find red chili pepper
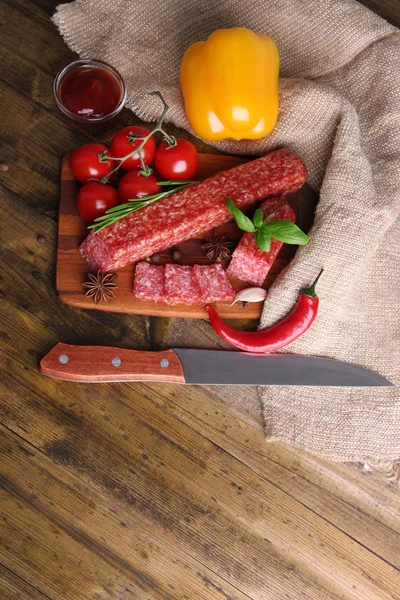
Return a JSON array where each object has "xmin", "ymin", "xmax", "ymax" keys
[{"xmin": 205, "ymin": 270, "xmax": 323, "ymax": 353}]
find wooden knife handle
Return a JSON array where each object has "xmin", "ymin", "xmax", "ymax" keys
[{"xmin": 40, "ymin": 343, "xmax": 186, "ymax": 383}]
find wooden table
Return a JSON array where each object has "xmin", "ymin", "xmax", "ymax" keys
[{"xmin": 1, "ymin": 1, "xmax": 399, "ymax": 599}]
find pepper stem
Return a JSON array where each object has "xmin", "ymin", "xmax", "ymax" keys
[{"xmin": 303, "ymin": 269, "xmax": 323, "ymax": 298}]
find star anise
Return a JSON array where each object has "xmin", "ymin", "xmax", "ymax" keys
[
  {"xmin": 83, "ymin": 270, "xmax": 118, "ymax": 304},
  {"xmin": 201, "ymin": 234, "xmax": 235, "ymax": 261}
]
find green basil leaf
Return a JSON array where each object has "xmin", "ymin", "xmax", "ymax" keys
[
  {"xmin": 263, "ymin": 212, "xmax": 276, "ymax": 223},
  {"xmin": 255, "ymin": 228, "xmax": 271, "ymax": 252},
  {"xmin": 262, "ymin": 220, "xmax": 309, "ymax": 245},
  {"xmin": 253, "ymin": 209, "xmax": 264, "ymax": 229},
  {"xmin": 226, "ymin": 198, "xmax": 256, "ymax": 233}
]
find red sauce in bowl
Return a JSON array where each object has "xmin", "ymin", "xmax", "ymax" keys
[
  {"xmin": 54, "ymin": 59, "xmax": 126, "ymax": 123},
  {"xmin": 60, "ymin": 67, "xmax": 122, "ymax": 119}
]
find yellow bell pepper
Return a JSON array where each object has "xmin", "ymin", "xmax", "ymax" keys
[{"xmin": 180, "ymin": 27, "xmax": 279, "ymax": 141}]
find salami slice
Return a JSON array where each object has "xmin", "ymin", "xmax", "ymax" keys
[
  {"xmin": 164, "ymin": 264, "xmax": 203, "ymax": 305},
  {"xmin": 133, "ymin": 262, "xmax": 165, "ymax": 303},
  {"xmin": 80, "ymin": 148, "xmax": 307, "ymax": 272},
  {"xmin": 192, "ymin": 264, "xmax": 235, "ymax": 303},
  {"xmin": 226, "ymin": 196, "xmax": 295, "ymax": 287}
]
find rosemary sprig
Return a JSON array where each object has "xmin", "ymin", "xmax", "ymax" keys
[
  {"xmin": 156, "ymin": 180, "xmax": 196, "ymax": 186},
  {"xmin": 88, "ymin": 181, "xmax": 196, "ymax": 233}
]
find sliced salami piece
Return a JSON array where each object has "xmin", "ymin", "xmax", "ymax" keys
[
  {"xmin": 133, "ymin": 262, "xmax": 165, "ymax": 303},
  {"xmin": 226, "ymin": 196, "xmax": 295, "ymax": 287},
  {"xmin": 192, "ymin": 264, "xmax": 235, "ymax": 303},
  {"xmin": 164, "ymin": 264, "xmax": 203, "ymax": 305},
  {"xmin": 80, "ymin": 148, "xmax": 307, "ymax": 272}
]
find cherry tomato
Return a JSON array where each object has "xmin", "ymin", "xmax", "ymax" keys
[
  {"xmin": 154, "ymin": 139, "xmax": 199, "ymax": 181},
  {"xmin": 77, "ymin": 182, "xmax": 119, "ymax": 222},
  {"xmin": 70, "ymin": 143, "xmax": 113, "ymax": 184},
  {"xmin": 118, "ymin": 169, "xmax": 161, "ymax": 203},
  {"xmin": 111, "ymin": 126, "xmax": 156, "ymax": 171}
]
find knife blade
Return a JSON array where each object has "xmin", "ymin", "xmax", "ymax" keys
[{"xmin": 39, "ymin": 343, "xmax": 393, "ymax": 387}]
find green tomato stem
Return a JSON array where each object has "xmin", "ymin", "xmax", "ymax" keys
[{"xmin": 102, "ymin": 91, "xmax": 174, "ymax": 182}]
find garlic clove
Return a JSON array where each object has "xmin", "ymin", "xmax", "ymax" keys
[{"xmin": 230, "ymin": 287, "xmax": 267, "ymax": 307}]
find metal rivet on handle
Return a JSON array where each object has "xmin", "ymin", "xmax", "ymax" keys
[
  {"xmin": 112, "ymin": 357, "xmax": 121, "ymax": 367},
  {"xmin": 59, "ymin": 354, "xmax": 69, "ymax": 364},
  {"xmin": 160, "ymin": 358, "xmax": 169, "ymax": 368}
]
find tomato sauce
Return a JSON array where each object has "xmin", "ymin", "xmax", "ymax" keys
[{"xmin": 60, "ymin": 67, "xmax": 122, "ymax": 118}]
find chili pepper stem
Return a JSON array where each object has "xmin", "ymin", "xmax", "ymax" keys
[{"xmin": 303, "ymin": 269, "xmax": 323, "ymax": 298}]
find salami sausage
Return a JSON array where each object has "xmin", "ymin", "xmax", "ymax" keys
[
  {"xmin": 192, "ymin": 264, "xmax": 235, "ymax": 303},
  {"xmin": 164, "ymin": 264, "xmax": 203, "ymax": 305},
  {"xmin": 226, "ymin": 196, "xmax": 295, "ymax": 286},
  {"xmin": 80, "ymin": 148, "xmax": 307, "ymax": 272},
  {"xmin": 133, "ymin": 262, "xmax": 165, "ymax": 303},
  {"xmin": 134, "ymin": 263, "xmax": 235, "ymax": 306}
]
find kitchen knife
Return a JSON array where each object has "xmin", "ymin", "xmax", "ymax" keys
[{"xmin": 39, "ymin": 343, "xmax": 393, "ymax": 387}]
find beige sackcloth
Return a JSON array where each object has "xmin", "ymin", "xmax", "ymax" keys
[{"xmin": 53, "ymin": 0, "xmax": 400, "ymax": 466}]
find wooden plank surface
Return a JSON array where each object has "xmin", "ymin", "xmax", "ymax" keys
[
  {"xmin": 1, "ymin": 0, "xmax": 400, "ymax": 599},
  {"xmin": 57, "ymin": 153, "xmax": 301, "ymax": 319},
  {"xmin": 0, "ymin": 564, "xmax": 50, "ymax": 600}
]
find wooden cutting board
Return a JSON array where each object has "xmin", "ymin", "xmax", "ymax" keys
[{"xmin": 56, "ymin": 152, "xmax": 302, "ymax": 319}]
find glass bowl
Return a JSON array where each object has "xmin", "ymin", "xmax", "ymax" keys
[{"xmin": 53, "ymin": 58, "xmax": 127, "ymax": 124}]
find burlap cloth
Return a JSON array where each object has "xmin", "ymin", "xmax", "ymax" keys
[{"xmin": 53, "ymin": 0, "xmax": 400, "ymax": 467}]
